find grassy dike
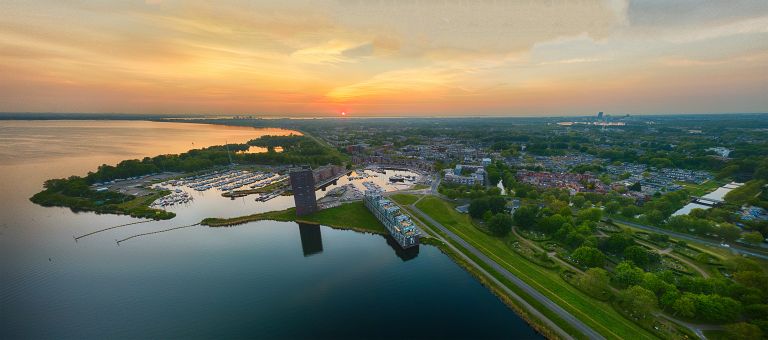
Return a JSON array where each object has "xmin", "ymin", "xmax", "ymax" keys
[
  {"xmin": 391, "ymin": 194, "xmax": 578, "ymax": 340},
  {"xmin": 419, "ymin": 236, "xmax": 564, "ymax": 340},
  {"xmin": 201, "ymin": 201, "xmax": 387, "ymax": 235},
  {"xmin": 411, "ymin": 195, "xmax": 655, "ymax": 340}
]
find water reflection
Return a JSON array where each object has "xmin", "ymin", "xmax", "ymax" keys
[
  {"xmin": 296, "ymin": 222, "xmax": 419, "ymax": 261},
  {"xmin": 0, "ymin": 121, "xmax": 539, "ymax": 339},
  {"xmin": 385, "ymin": 236, "xmax": 420, "ymax": 262},
  {"xmin": 297, "ymin": 223, "xmax": 323, "ymax": 257}
]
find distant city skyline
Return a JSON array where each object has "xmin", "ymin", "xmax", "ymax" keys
[{"xmin": 1, "ymin": 1, "xmax": 767, "ymax": 116}]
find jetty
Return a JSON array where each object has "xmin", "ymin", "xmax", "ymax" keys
[{"xmin": 74, "ymin": 220, "xmax": 152, "ymax": 241}]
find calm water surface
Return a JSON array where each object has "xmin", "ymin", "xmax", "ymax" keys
[{"xmin": 0, "ymin": 120, "xmax": 540, "ymax": 339}]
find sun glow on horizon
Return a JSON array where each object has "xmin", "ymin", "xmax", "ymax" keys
[{"xmin": 0, "ymin": 1, "xmax": 766, "ymax": 116}]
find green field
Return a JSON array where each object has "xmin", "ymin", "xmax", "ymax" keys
[
  {"xmin": 201, "ymin": 201, "xmax": 387, "ymax": 234},
  {"xmin": 676, "ymin": 179, "xmax": 724, "ymax": 196},
  {"xmin": 414, "ymin": 196, "xmax": 656, "ymax": 340},
  {"xmin": 702, "ymin": 330, "xmax": 728, "ymax": 340},
  {"xmin": 390, "ymin": 193, "xmax": 420, "ymax": 205},
  {"xmin": 393, "ymin": 194, "xmax": 586, "ymax": 338},
  {"xmin": 725, "ymin": 179, "xmax": 765, "ymax": 205}
]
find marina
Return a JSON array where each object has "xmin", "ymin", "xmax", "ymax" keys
[{"xmin": 1, "ymin": 120, "xmax": 535, "ymax": 340}]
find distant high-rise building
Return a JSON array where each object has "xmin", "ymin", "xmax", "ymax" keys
[
  {"xmin": 290, "ymin": 166, "xmax": 318, "ymax": 216},
  {"xmin": 597, "ymin": 111, "xmax": 604, "ymax": 120}
]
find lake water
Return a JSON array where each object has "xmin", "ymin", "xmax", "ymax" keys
[{"xmin": 0, "ymin": 120, "xmax": 539, "ymax": 339}]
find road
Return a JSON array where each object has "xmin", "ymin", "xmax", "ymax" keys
[
  {"xmin": 611, "ymin": 218, "xmax": 768, "ymax": 260},
  {"xmin": 430, "ymin": 175, "xmax": 440, "ymax": 194},
  {"xmin": 396, "ymin": 200, "xmax": 574, "ymax": 340},
  {"xmin": 633, "ymin": 239, "xmax": 711, "ymax": 278},
  {"xmin": 410, "ymin": 203, "xmax": 605, "ymax": 340}
]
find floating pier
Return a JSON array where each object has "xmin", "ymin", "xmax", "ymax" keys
[
  {"xmin": 116, "ymin": 223, "xmax": 200, "ymax": 244},
  {"xmin": 74, "ymin": 220, "xmax": 152, "ymax": 241}
]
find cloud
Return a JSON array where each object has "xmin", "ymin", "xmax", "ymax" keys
[
  {"xmin": 330, "ymin": 0, "xmax": 626, "ymax": 59},
  {"xmin": 627, "ymin": 0, "xmax": 768, "ymax": 28},
  {"xmin": 663, "ymin": 15, "xmax": 768, "ymax": 43},
  {"xmin": 0, "ymin": 0, "xmax": 765, "ymax": 115}
]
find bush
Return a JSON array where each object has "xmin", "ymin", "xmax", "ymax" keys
[
  {"xmin": 488, "ymin": 213, "xmax": 513, "ymax": 236},
  {"xmin": 571, "ymin": 246, "xmax": 606, "ymax": 268}
]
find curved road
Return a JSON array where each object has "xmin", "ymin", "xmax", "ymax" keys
[{"xmin": 411, "ymin": 204, "xmax": 605, "ymax": 340}]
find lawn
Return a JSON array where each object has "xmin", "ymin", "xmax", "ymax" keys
[
  {"xmin": 725, "ymin": 179, "xmax": 765, "ymax": 205},
  {"xmin": 702, "ymin": 330, "xmax": 728, "ymax": 340},
  {"xmin": 676, "ymin": 179, "xmax": 724, "ymax": 197},
  {"xmin": 391, "ymin": 193, "xmax": 420, "ymax": 205},
  {"xmin": 116, "ymin": 190, "xmax": 168, "ymax": 210},
  {"xmin": 396, "ymin": 201, "xmax": 585, "ymax": 339},
  {"xmin": 415, "ymin": 196, "xmax": 656, "ymax": 340},
  {"xmin": 202, "ymin": 201, "xmax": 387, "ymax": 234}
]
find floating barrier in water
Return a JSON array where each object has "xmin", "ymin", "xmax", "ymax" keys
[
  {"xmin": 116, "ymin": 223, "xmax": 200, "ymax": 245},
  {"xmin": 74, "ymin": 220, "xmax": 152, "ymax": 241}
]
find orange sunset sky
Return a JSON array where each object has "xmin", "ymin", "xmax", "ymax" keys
[{"xmin": 1, "ymin": 0, "xmax": 767, "ymax": 116}]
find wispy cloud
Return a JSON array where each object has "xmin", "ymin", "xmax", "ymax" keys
[{"xmin": 0, "ymin": 0, "xmax": 765, "ymax": 115}]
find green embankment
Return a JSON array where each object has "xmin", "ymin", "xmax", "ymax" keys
[
  {"xmin": 391, "ymin": 194, "xmax": 584, "ymax": 339},
  {"xmin": 725, "ymin": 179, "xmax": 765, "ymax": 205},
  {"xmin": 414, "ymin": 196, "xmax": 656, "ymax": 340},
  {"xmin": 419, "ymin": 237, "xmax": 566, "ymax": 340},
  {"xmin": 202, "ymin": 201, "xmax": 387, "ymax": 234},
  {"xmin": 676, "ymin": 179, "xmax": 724, "ymax": 197},
  {"xmin": 390, "ymin": 193, "xmax": 420, "ymax": 205}
]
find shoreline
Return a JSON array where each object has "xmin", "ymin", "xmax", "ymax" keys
[{"xmin": 203, "ymin": 203, "xmax": 561, "ymax": 340}]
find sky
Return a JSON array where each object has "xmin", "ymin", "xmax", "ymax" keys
[{"xmin": 0, "ymin": 0, "xmax": 767, "ymax": 117}]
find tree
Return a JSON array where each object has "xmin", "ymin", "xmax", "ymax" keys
[
  {"xmin": 599, "ymin": 232, "xmax": 635, "ymax": 254},
  {"xmin": 743, "ymin": 231, "xmax": 765, "ymax": 245},
  {"xmin": 684, "ymin": 216, "xmax": 715, "ymax": 235},
  {"xmin": 718, "ymin": 223, "xmax": 742, "ymax": 242},
  {"xmin": 513, "ymin": 205, "xmax": 538, "ymax": 228},
  {"xmin": 488, "ymin": 213, "xmax": 513, "ymax": 236},
  {"xmin": 676, "ymin": 293, "xmax": 743, "ymax": 323},
  {"xmin": 624, "ymin": 246, "xmax": 652, "ymax": 268},
  {"xmin": 577, "ymin": 207, "xmax": 603, "ymax": 224},
  {"xmin": 672, "ymin": 294, "xmax": 696, "ymax": 318},
  {"xmin": 538, "ymin": 214, "xmax": 568, "ymax": 234},
  {"xmin": 733, "ymin": 271, "xmax": 768, "ymax": 293},
  {"xmin": 620, "ymin": 205, "xmax": 641, "ymax": 218},
  {"xmin": 488, "ymin": 196, "xmax": 507, "ymax": 214},
  {"xmin": 604, "ymin": 201, "xmax": 620, "ymax": 215},
  {"xmin": 725, "ymin": 322, "xmax": 763, "ymax": 339},
  {"xmin": 571, "ymin": 195, "xmax": 586, "ymax": 209},
  {"xmin": 482, "ymin": 210, "xmax": 494, "ymax": 223},
  {"xmin": 660, "ymin": 287, "xmax": 681, "ymax": 310},
  {"xmin": 579, "ymin": 268, "xmax": 610, "ymax": 299},
  {"xmin": 468, "ymin": 198, "xmax": 490, "ymax": 219},
  {"xmin": 645, "ymin": 210, "xmax": 665, "ymax": 226},
  {"xmin": 617, "ymin": 285, "xmax": 657, "ymax": 318},
  {"xmin": 695, "ymin": 253, "xmax": 711, "ymax": 264},
  {"xmin": 571, "ymin": 246, "xmax": 606, "ymax": 268},
  {"xmin": 614, "ymin": 261, "xmax": 645, "ymax": 288}
]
